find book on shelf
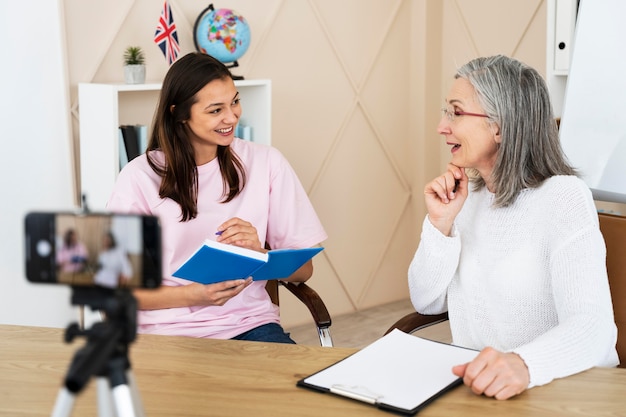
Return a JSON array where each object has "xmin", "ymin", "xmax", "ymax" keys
[
  {"xmin": 119, "ymin": 124, "xmax": 148, "ymax": 169},
  {"xmin": 297, "ymin": 329, "xmax": 478, "ymax": 416},
  {"xmin": 118, "ymin": 130, "xmax": 128, "ymax": 169},
  {"xmin": 136, "ymin": 124, "xmax": 148, "ymax": 154},
  {"xmin": 172, "ymin": 238, "xmax": 324, "ymax": 284},
  {"xmin": 236, "ymin": 122, "xmax": 253, "ymax": 141}
]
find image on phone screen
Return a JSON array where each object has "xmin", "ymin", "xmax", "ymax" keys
[{"xmin": 25, "ymin": 212, "xmax": 161, "ymax": 289}]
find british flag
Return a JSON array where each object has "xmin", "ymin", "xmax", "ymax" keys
[{"xmin": 154, "ymin": 1, "xmax": 180, "ymax": 65}]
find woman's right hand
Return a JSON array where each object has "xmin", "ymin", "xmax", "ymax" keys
[
  {"xmin": 424, "ymin": 164, "xmax": 468, "ymax": 236},
  {"xmin": 185, "ymin": 277, "xmax": 253, "ymax": 306}
]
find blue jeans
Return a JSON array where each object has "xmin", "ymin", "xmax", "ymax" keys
[{"xmin": 231, "ymin": 323, "xmax": 296, "ymax": 344}]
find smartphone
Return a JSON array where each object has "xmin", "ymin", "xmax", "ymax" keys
[{"xmin": 25, "ymin": 211, "xmax": 162, "ymax": 289}]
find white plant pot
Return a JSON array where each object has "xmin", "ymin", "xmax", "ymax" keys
[{"xmin": 124, "ymin": 65, "xmax": 146, "ymax": 84}]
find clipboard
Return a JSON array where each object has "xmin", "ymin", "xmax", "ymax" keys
[{"xmin": 297, "ymin": 329, "xmax": 478, "ymax": 416}]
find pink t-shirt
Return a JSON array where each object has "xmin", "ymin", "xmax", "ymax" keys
[
  {"xmin": 56, "ymin": 243, "xmax": 88, "ymax": 273},
  {"xmin": 106, "ymin": 139, "xmax": 327, "ymax": 339}
]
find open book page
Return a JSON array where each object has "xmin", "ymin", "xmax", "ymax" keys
[
  {"xmin": 301, "ymin": 329, "xmax": 478, "ymax": 412},
  {"xmin": 200, "ymin": 238, "xmax": 268, "ymax": 262}
]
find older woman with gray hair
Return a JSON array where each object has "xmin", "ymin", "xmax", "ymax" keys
[{"xmin": 408, "ymin": 55, "xmax": 618, "ymax": 399}]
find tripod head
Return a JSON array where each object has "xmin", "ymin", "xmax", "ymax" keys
[
  {"xmin": 62, "ymin": 287, "xmax": 138, "ymax": 394},
  {"xmin": 69, "ymin": 287, "xmax": 137, "ymax": 343}
]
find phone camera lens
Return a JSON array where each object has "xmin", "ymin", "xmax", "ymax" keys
[{"xmin": 36, "ymin": 240, "xmax": 51, "ymax": 257}]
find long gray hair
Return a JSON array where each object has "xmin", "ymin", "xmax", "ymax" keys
[{"xmin": 456, "ymin": 55, "xmax": 576, "ymax": 207}]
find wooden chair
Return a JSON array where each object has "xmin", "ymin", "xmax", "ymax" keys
[
  {"xmin": 266, "ymin": 280, "xmax": 333, "ymax": 347},
  {"xmin": 264, "ymin": 243, "xmax": 333, "ymax": 347},
  {"xmin": 385, "ymin": 212, "xmax": 626, "ymax": 368},
  {"xmin": 384, "ymin": 311, "xmax": 448, "ymax": 336}
]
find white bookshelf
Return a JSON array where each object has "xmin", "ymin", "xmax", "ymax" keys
[
  {"xmin": 546, "ymin": 0, "xmax": 578, "ymax": 118},
  {"xmin": 78, "ymin": 79, "xmax": 271, "ymax": 210}
]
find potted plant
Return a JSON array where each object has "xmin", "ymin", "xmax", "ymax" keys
[{"xmin": 123, "ymin": 46, "xmax": 146, "ymax": 84}]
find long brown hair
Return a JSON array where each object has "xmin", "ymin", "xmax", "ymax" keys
[{"xmin": 147, "ymin": 52, "xmax": 247, "ymax": 221}]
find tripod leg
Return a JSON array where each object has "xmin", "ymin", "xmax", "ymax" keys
[
  {"xmin": 97, "ymin": 377, "xmax": 115, "ymax": 417},
  {"xmin": 112, "ymin": 383, "xmax": 137, "ymax": 417},
  {"xmin": 106, "ymin": 358, "xmax": 145, "ymax": 417},
  {"xmin": 126, "ymin": 371, "xmax": 146, "ymax": 417},
  {"xmin": 51, "ymin": 388, "xmax": 75, "ymax": 417},
  {"xmin": 96, "ymin": 374, "xmax": 145, "ymax": 417}
]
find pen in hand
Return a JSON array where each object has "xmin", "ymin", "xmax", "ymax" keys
[
  {"xmin": 215, "ymin": 230, "xmax": 224, "ymax": 236},
  {"xmin": 452, "ymin": 179, "xmax": 460, "ymax": 193}
]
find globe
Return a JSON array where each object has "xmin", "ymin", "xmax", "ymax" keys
[{"xmin": 193, "ymin": 5, "xmax": 251, "ymax": 65}]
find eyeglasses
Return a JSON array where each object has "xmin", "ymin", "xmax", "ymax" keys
[{"xmin": 441, "ymin": 108, "xmax": 490, "ymax": 122}]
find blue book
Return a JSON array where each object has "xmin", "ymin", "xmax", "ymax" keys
[
  {"xmin": 136, "ymin": 124, "xmax": 148, "ymax": 154},
  {"xmin": 172, "ymin": 239, "xmax": 324, "ymax": 284}
]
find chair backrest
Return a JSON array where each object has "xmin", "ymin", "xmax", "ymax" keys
[
  {"xmin": 598, "ymin": 212, "xmax": 626, "ymax": 368},
  {"xmin": 266, "ymin": 279, "xmax": 280, "ymax": 306},
  {"xmin": 262, "ymin": 242, "xmax": 333, "ymax": 347},
  {"xmin": 264, "ymin": 243, "xmax": 280, "ymax": 306}
]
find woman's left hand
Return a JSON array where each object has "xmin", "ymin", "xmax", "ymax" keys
[
  {"xmin": 452, "ymin": 347, "xmax": 530, "ymax": 400},
  {"xmin": 215, "ymin": 217, "xmax": 263, "ymax": 252}
]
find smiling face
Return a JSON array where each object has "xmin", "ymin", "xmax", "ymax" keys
[
  {"xmin": 185, "ymin": 77, "xmax": 242, "ymax": 165},
  {"xmin": 438, "ymin": 77, "xmax": 501, "ymax": 187}
]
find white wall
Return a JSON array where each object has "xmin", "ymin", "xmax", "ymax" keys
[{"xmin": 0, "ymin": 0, "xmax": 77, "ymax": 327}]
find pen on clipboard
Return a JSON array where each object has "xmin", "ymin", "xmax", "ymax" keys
[{"xmin": 330, "ymin": 384, "xmax": 383, "ymax": 404}]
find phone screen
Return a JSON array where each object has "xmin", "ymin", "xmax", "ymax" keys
[{"xmin": 25, "ymin": 212, "xmax": 161, "ymax": 289}]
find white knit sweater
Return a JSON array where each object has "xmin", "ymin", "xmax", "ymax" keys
[{"xmin": 408, "ymin": 175, "xmax": 618, "ymax": 387}]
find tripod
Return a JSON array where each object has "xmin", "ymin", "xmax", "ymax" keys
[{"xmin": 51, "ymin": 287, "xmax": 145, "ymax": 417}]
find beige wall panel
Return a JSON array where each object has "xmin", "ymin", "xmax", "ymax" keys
[
  {"xmin": 91, "ymin": 2, "xmax": 173, "ymax": 83},
  {"xmin": 512, "ymin": 4, "xmax": 547, "ymax": 77},
  {"xmin": 358, "ymin": 199, "xmax": 422, "ymax": 309},
  {"xmin": 311, "ymin": 107, "xmax": 409, "ymax": 300},
  {"xmin": 359, "ymin": 0, "xmax": 412, "ymax": 187},
  {"xmin": 312, "ymin": 0, "xmax": 404, "ymax": 87},
  {"xmin": 439, "ymin": 0, "xmax": 546, "ymax": 93},
  {"xmin": 413, "ymin": 1, "xmax": 444, "ymax": 215},
  {"xmin": 439, "ymin": 1, "xmax": 476, "ymax": 79},
  {"xmin": 247, "ymin": 0, "xmax": 355, "ymax": 190},
  {"xmin": 455, "ymin": 0, "xmax": 543, "ymax": 57},
  {"xmin": 64, "ymin": 0, "xmax": 134, "ymax": 85}
]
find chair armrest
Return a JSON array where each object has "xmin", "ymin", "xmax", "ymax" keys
[
  {"xmin": 385, "ymin": 311, "xmax": 449, "ymax": 335},
  {"xmin": 279, "ymin": 281, "xmax": 332, "ymax": 328}
]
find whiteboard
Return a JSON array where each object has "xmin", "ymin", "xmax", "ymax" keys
[{"xmin": 560, "ymin": 0, "xmax": 626, "ymax": 204}]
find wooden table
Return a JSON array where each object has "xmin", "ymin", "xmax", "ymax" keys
[{"xmin": 1, "ymin": 324, "xmax": 625, "ymax": 416}]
